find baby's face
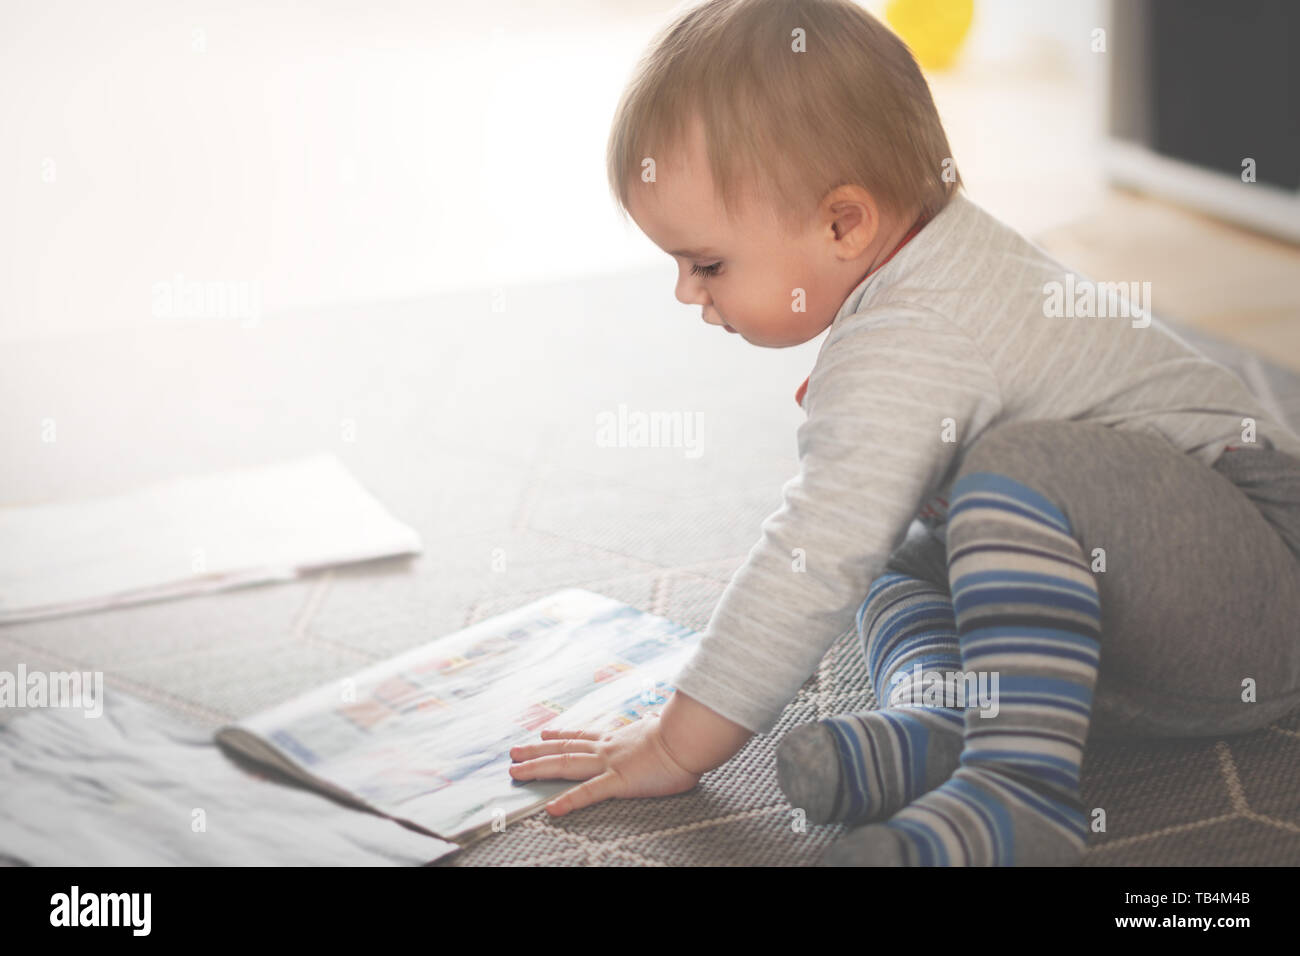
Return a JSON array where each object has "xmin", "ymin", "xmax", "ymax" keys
[{"xmin": 626, "ymin": 124, "xmax": 854, "ymax": 349}]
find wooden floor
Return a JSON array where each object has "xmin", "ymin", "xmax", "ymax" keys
[{"xmin": 1036, "ymin": 189, "xmax": 1300, "ymax": 371}]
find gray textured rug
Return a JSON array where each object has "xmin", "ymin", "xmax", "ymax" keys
[{"xmin": 1, "ymin": 268, "xmax": 1298, "ymax": 866}]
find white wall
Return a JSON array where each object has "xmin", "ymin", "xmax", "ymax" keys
[{"xmin": 0, "ymin": 0, "xmax": 1106, "ymax": 344}]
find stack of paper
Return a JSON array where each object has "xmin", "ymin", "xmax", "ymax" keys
[
  {"xmin": 0, "ymin": 689, "xmax": 457, "ymax": 865},
  {"xmin": 0, "ymin": 455, "xmax": 421, "ymax": 624}
]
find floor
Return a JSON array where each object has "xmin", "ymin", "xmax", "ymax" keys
[
  {"xmin": 1037, "ymin": 190, "xmax": 1300, "ymax": 371},
  {"xmin": 3, "ymin": 210, "xmax": 1300, "ymax": 864}
]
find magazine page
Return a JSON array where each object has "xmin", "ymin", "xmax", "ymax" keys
[
  {"xmin": 0, "ymin": 455, "xmax": 421, "ymax": 623},
  {"xmin": 216, "ymin": 589, "xmax": 702, "ymax": 841},
  {"xmin": 0, "ymin": 689, "xmax": 457, "ymax": 866}
]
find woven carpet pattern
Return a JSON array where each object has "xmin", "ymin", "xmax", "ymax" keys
[{"xmin": 2, "ymin": 271, "xmax": 1298, "ymax": 865}]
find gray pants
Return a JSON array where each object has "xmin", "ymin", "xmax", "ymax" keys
[{"xmin": 884, "ymin": 421, "xmax": 1300, "ymax": 740}]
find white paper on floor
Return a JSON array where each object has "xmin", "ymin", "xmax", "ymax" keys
[
  {"xmin": 0, "ymin": 689, "xmax": 457, "ymax": 865},
  {"xmin": 0, "ymin": 455, "xmax": 421, "ymax": 623}
]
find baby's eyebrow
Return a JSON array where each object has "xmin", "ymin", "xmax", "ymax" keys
[{"xmin": 668, "ymin": 246, "xmax": 721, "ymax": 259}]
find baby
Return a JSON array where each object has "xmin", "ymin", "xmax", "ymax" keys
[{"xmin": 508, "ymin": 0, "xmax": 1300, "ymax": 865}]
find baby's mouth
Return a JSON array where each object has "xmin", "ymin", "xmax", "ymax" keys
[{"xmin": 704, "ymin": 308, "xmax": 738, "ymax": 334}]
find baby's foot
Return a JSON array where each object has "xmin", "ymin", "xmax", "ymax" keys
[
  {"xmin": 776, "ymin": 708, "xmax": 963, "ymax": 826},
  {"xmin": 816, "ymin": 765, "xmax": 1088, "ymax": 866}
]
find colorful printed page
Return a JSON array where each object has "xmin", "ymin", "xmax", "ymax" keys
[{"xmin": 216, "ymin": 589, "xmax": 702, "ymax": 842}]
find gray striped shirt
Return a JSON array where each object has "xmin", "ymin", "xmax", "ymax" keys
[{"xmin": 672, "ymin": 191, "xmax": 1300, "ymax": 736}]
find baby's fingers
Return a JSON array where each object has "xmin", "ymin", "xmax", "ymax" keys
[
  {"xmin": 510, "ymin": 737, "xmax": 597, "ymax": 762},
  {"xmin": 509, "ymin": 751, "xmax": 604, "ymax": 782},
  {"xmin": 545, "ymin": 771, "xmax": 619, "ymax": 817},
  {"xmin": 540, "ymin": 727, "xmax": 602, "ymax": 741}
]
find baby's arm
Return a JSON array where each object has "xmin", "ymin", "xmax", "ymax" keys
[
  {"xmin": 670, "ymin": 309, "xmax": 1004, "ymax": 737},
  {"xmin": 512, "ymin": 309, "xmax": 1002, "ymax": 812}
]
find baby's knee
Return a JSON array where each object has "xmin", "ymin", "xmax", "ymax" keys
[
  {"xmin": 953, "ymin": 420, "xmax": 1160, "ymax": 527},
  {"xmin": 957, "ymin": 420, "xmax": 1100, "ymax": 488}
]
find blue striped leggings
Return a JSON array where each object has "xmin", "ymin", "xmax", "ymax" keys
[{"xmin": 866, "ymin": 420, "xmax": 1300, "ymax": 741}]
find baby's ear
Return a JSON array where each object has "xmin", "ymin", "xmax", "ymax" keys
[{"xmin": 824, "ymin": 186, "xmax": 883, "ymax": 254}]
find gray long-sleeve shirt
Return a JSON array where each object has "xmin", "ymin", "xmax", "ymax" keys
[{"xmin": 671, "ymin": 191, "xmax": 1300, "ymax": 736}]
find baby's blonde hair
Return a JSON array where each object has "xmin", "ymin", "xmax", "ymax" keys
[{"xmin": 606, "ymin": 0, "xmax": 960, "ymax": 237}]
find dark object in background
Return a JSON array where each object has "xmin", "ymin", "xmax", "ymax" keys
[
  {"xmin": 1151, "ymin": 0, "xmax": 1298, "ymax": 190},
  {"xmin": 1106, "ymin": 0, "xmax": 1300, "ymax": 241}
]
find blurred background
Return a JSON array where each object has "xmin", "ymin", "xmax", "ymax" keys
[
  {"xmin": 4, "ymin": 0, "xmax": 1294, "ymax": 346},
  {"xmin": 1, "ymin": 0, "xmax": 1119, "ymax": 346}
]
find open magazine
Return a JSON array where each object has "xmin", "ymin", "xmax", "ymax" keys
[{"xmin": 216, "ymin": 589, "xmax": 702, "ymax": 845}]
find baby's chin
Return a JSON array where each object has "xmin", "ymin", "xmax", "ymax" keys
[
  {"xmin": 757, "ymin": 329, "xmax": 827, "ymax": 349},
  {"xmin": 717, "ymin": 316, "xmax": 816, "ymax": 348},
  {"xmin": 733, "ymin": 329, "xmax": 802, "ymax": 349}
]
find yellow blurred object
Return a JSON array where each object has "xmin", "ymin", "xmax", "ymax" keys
[{"xmin": 885, "ymin": 0, "xmax": 974, "ymax": 72}]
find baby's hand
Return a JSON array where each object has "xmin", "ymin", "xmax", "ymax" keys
[{"xmin": 508, "ymin": 715, "xmax": 701, "ymax": 816}]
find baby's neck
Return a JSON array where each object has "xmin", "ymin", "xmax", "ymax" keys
[{"xmin": 860, "ymin": 206, "xmax": 924, "ymax": 280}]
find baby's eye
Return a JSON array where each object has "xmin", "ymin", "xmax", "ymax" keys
[{"xmin": 690, "ymin": 262, "xmax": 722, "ymax": 278}]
